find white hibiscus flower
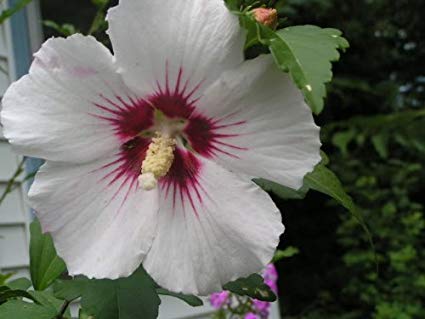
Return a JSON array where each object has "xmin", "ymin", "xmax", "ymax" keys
[{"xmin": 0, "ymin": 0, "xmax": 321, "ymax": 295}]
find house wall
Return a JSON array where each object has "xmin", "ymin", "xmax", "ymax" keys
[{"xmin": 0, "ymin": 0, "xmax": 34, "ymax": 281}]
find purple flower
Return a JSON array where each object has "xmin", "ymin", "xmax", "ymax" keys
[
  {"xmin": 264, "ymin": 264, "xmax": 278, "ymax": 282},
  {"xmin": 265, "ymin": 279, "xmax": 278, "ymax": 294},
  {"xmin": 209, "ymin": 291, "xmax": 230, "ymax": 309},
  {"xmin": 253, "ymin": 300, "xmax": 271, "ymax": 312},
  {"xmin": 263, "ymin": 264, "xmax": 278, "ymax": 294},
  {"xmin": 253, "ymin": 300, "xmax": 271, "ymax": 318},
  {"xmin": 245, "ymin": 313, "xmax": 260, "ymax": 319}
]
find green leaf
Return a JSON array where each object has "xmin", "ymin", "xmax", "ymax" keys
[
  {"xmin": 0, "ymin": 0, "xmax": 32, "ymax": 24},
  {"xmin": 332, "ymin": 129, "xmax": 356, "ymax": 156},
  {"xmin": 271, "ymin": 25, "xmax": 349, "ymax": 114},
  {"xmin": 6, "ymin": 278, "xmax": 32, "ymax": 291},
  {"xmin": 91, "ymin": 0, "xmax": 109, "ymax": 8},
  {"xmin": 304, "ymin": 164, "xmax": 357, "ymax": 214},
  {"xmin": 55, "ymin": 268, "xmax": 160, "ymax": 319},
  {"xmin": 88, "ymin": 11, "xmax": 107, "ymax": 35},
  {"xmin": 0, "ymin": 289, "xmax": 39, "ymax": 305},
  {"xmin": 255, "ymin": 152, "xmax": 328, "ymax": 200},
  {"xmin": 53, "ymin": 279, "xmax": 84, "ymax": 301},
  {"xmin": 0, "ymin": 300, "xmax": 57, "ymax": 319},
  {"xmin": 156, "ymin": 288, "xmax": 203, "ymax": 307},
  {"xmin": 224, "ymin": 0, "xmax": 243, "ymax": 11},
  {"xmin": 79, "ymin": 309, "xmax": 94, "ymax": 319},
  {"xmin": 272, "ymin": 247, "xmax": 300, "ymax": 263},
  {"xmin": 87, "ymin": 0, "xmax": 109, "ymax": 35},
  {"xmin": 226, "ymin": 5, "xmax": 348, "ymax": 114},
  {"xmin": 30, "ymin": 290, "xmax": 71, "ymax": 318},
  {"xmin": 223, "ymin": 274, "xmax": 276, "ymax": 302},
  {"xmin": 30, "ymin": 219, "xmax": 66, "ymax": 291},
  {"xmin": 255, "ymin": 152, "xmax": 376, "ymax": 268},
  {"xmin": 255, "ymin": 178, "xmax": 308, "ymax": 199},
  {"xmin": 43, "ymin": 20, "xmax": 78, "ymax": 36},
  {"xmin": 0, "ymin": 286, "xmax": 9, "ymax": 293},
  {"xmin": 304, "ymin": 164, "xmax": 376, "ymax": 268},
  {"xmin": 371, "ymin": 134, "xmax": 389, "ymax": 158},
  {"xmin": 0, "ymin": 274, "xmax": 13, "ymax": 286}
]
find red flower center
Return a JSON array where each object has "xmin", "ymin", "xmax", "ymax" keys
[{"xmin": 92, "ymin": 66, "xmax": 246, "ymax": 213}]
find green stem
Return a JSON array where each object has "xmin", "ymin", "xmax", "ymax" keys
[
  {"xmin": 55, "ymin": 300, "xmax": 71, "ymax": 319},
  {"xmin": 87, "ymin": 0, "xmax": 110, "ymax": 35},
  {"xmin": 0, "ymin": 158, "xmax": 26, "ymax": 206}
]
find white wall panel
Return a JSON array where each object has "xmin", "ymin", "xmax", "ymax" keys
[
  {"xmin": 0, "ymin": 185, "xmax": 26, "ymax": 224},
  {"xmin": 0, "ymin": 0, "xmax": 30, "ymax": 277},
  {"xmin": 0, "ymin": 142, "xmax": 20, "ymax": 180},
  {"xmin": 0, "ymin": 225, "xmax": 29, "ymax": 268}
]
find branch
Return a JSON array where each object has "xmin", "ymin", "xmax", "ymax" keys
[
  {"xmin": 55, "ymin": 300, "xmax": 71, "ymax": 319},
  {"xmin": 0, "ymin": 158, "xmax": 25, "ymax": 206}
]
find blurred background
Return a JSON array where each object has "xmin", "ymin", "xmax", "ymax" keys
[{"xmin": 1, "ymin": 0, "xmax": 424, "ymax": 318}]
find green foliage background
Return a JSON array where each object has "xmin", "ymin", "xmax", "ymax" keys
[{"xmin": 270, "ymin": 0, "xmax": 425, "ymax": 318}]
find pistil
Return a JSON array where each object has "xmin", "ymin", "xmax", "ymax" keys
[{"xmin": 139, "ymin": 132, "xmax": 176, "ymax": 190}]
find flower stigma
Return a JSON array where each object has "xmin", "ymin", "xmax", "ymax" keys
[{"xmin": 139, "ymin": 132, "xmax": 176, "ymax": 190}]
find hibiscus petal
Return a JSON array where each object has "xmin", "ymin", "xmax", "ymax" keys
[
  {"xmin": 195, "ymin": 54, "xmax": 322, "ymax": 189},
  {"xmin": 28, "ymin": 158, "xmax": 159, "ymax": 279},
  {"xmin": 1, "ymin": 34, "xmax": 135, "ymax": 163},
  {"xmin": 106, "ymin": 0, "xmax": 244, "ymax": 96},
  {"xmin": 143, "ymin": 149, "xmax": 283, "ymax": 295}
]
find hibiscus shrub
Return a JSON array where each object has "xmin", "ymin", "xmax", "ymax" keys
[{"xmin": 273, "ymin": 0, "xmax": 425, "ymax": 318}]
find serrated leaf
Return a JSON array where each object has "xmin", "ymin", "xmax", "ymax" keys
[
  {"xmin": 226, "ymin": 5, "xmax": 348, "ymax": 114},
  {"xmin": 224, "ymin": 0, "xmax": 243, "ymax": 11},
  {"xmin": 54, "ymin": 268, "xmax": 160, "ymax": 319},
  {"xmin": 156, "ymin": 288, "xmax": 203, "ymax": 307},
  {"xmin": 272, "ymin": 247, "xmax": 300, "ymax": 263},
  {"xmin": 271, "ymin": 25, "xmax": 349, "ymax": 114},
  {"xmin": 223, "ymin": 274, "xmax": 276, "ymax": 302},
  {"xmin": 30, "ymin": 219, "xmax": 66, "ymax": 291},
  {"xmin": 0, "ymin": 300, "xmax": 57, "ymax": 319}
]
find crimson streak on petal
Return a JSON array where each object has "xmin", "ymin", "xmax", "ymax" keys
[
  {"xmin": 94, "ymin": 94, "xmax": 154, "ymax": 142},
  {"xmin": 185, "ymin": 113, "xmax": 248, "ymax": 159},
  {"xmin": 160, "ymin": 147, "xmax": 205, "ymax": 217},
  {"xmin": 95, "ymin": 137, "xmax": 151, "ymax": 209},
  {"xmin": 91, "ymin": 63, "xmax": 249, "ymax": 215}
]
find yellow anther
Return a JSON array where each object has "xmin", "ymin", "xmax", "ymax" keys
[{"xmin": 139, "ymin": 132, "xmax": 176, "ymax": 190}]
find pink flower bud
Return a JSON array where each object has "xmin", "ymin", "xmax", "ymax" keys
[
  {"xmin": 252, "ymin": 8, "xmax": 278, "ymax": 29},
  {"xmin": 209, "ymin": 291, "xmax": 230, "ymax": 309}
]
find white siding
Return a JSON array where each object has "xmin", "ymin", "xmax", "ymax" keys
[{"xmin": 0, "ymin": 1, "xmax": 31, "ymax": 280}]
